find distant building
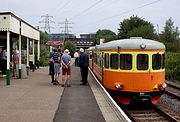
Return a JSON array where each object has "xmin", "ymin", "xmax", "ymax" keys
[
  {"xmin": 50, "ymin": 33, "xmax": 76, "ymax": 41},
  {"xmin": 65, "ymin": 38, "xmax": 96, "ymax": 49},
  {"xmin": 80, "ymin": 33, "xmax": 96, "ymax": 39},
  {"xmin": 49, "ymin": 33, "xmax": 96, "ymax": 49}
]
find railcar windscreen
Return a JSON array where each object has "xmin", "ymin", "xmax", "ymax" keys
[
  {"xmin": 162, "ymin": 54, "xmax": 165, "ymax": 69},
  {"xmin": 110, "ymin": 54, "xmax": 118, "ymax": 69},
  {"xmin": 137, "ymin": 54, "xmax": 149, "ymax": 70},
  {"xmin": 152, "ymin": 54, "xmax": 161, "ymax": 70},
  {"xmin": 120, "ymin": 54, "xmax": 132, "ymax": 70}
]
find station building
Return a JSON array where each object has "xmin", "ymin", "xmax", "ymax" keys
[{"xmin": 0, "ymin": 12, "xmax": 40, "ymax": 85}]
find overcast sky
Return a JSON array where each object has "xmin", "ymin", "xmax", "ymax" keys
[{"xmin": 0, "ymin": 0, "xmax": 180, "ymax": 37}]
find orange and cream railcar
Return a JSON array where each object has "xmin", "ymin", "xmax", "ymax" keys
[{"xmin": 88, "ymin": 38, "xmax": 166, "ymax": 105}]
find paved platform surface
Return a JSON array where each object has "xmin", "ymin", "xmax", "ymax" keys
[
  {"xmin": 53, "ymin": 64, "xmax": 105, "ymax": 122},
  {"xmin": 0, "ymin": 67, "xmax": 63, "ymax": 122},
  {"xmin": 0, "ymin": 60, "xmax": 128, "ymax": 122}
]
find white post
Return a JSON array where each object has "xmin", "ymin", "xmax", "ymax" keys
[
  {"xmin": 19, "ymin": 34, "xmax": 22, "ymax": 78},
  {"xmin": 6, "ymin": 31, "xmax": 10, "ymax": 85},
  {"xmin": 26, "ymin": 38, "xmax": 29, "ymax": 67},
  {"xmin": 7, "ymin": 31, "xmax": 10, "ymax": 71},
  {"xmin": 37, "ymin": 39, "xmax": 40, "ymax": 61},
  {"xmin": 32, "ymin": 40, "xmax": 35, "ymax": 64}
]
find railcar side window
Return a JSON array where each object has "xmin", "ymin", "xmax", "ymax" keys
[
  {"xmin": 162, "ymin": 54, "xmax": 165, "ymax": 69},
  {"xmin": 93, "ymin": 53, "xmax": 97, "ymax": 64},
  {"xmin": 89, "ymin": 51, "xmax": 93, "ymax": 59},
  {"xmin": 110, "ymin": 54, "xmax": 118, "ymax": 69},
  {"xmin": 137, "ymin": 54, "xmax": 148, "ymax": 70},
  {"xmin": 105, "ymin": 54, "xmax": 109, "ymax": 68},
  {"xmin": 120, "ymin": 54, "xmax": 132, "ymax": 70},
  {"xmin": 152, "ymin": 54, "xmax": 161, "ymax": 70}
]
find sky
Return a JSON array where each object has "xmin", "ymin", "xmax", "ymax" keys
[{"xmin": 0, "ymin": 0, "xmax": 180, "ymax": 37}]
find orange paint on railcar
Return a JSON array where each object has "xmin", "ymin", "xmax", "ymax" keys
[
  {"xmin": 92, "ymin": 63, "xmax": 103, "ymax": 82},
  {"xmin": 103, "ymin": 70, "xmax": 165, "ymax": 92},
  {"xmin": 89, "ymin": 59, "xmax": 93, "ymax": 69}
]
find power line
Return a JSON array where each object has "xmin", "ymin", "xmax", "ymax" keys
[
  {"xmin": 70, "ymin": 0, "xmax": 104, "ymax": 20},
  {"xmin": 103, "ymin": 0, "xmax": 161, "ymax": 21},
  {"xmin": 39, "ymin": 14, "xmax": 55, "ymax": 33},
  {"xmin": 51, "ymin": 0, "xmax": 74, "ymax": 16},
  {"xmin": 77, "ymin": 0, "xmax": 119, "ymax": 17},
  {"xmin": 79, "ymin": 0, "xmax": 161, "ymax": 27}
]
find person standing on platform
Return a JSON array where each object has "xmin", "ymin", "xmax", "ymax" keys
[
  {"xmin": 74, "ymin": 51, "xmax": 79, "ymax": 66},
  {"xmin": 49, "ymin": 48, "xmax": 55, "ymax": 75},
  {"xmin": 49, "ymin": 48, "xmax": 55, "ymax": 84},
  {"xmin": 53, "ymin": 48, "xmax": 61, "ymax": 85},
  {"xmin": 79, "ymin": 48, "xmax": 89, "ymax": 85},
  {"xmin": 12, "ymin": 50, "xmax": 19, "ymax": 77},
  {"xmin": 61, "ymin": 49, "xmax": 71, "ymax": 87},
  {"xmin": 0, "ymin": 47, "xmax": 7, "ymax": 77}
]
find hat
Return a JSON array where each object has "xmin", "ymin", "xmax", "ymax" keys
[
  {"xmin": 16, "ymin": 50, "xmax": 19, "ymax": 54},
  {"xmin": 79, "ymin": 48, "xmax": 84, "ymax": 52},
  {"xmin": 64, "ymin": 49, "xmax": 69, "ymax": 53}
]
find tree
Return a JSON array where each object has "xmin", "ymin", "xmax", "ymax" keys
[
  {"xmin": 40, "ymin": 31, "xmax": 50, "ymax": 44},
  {"xmin": 118, "ymin": 15, "xmax": 157, "ymax": 39},
  {"xmin": 160, "ymin": 18, "xmax": 180, "ymax": 43},
  {"xmin": 62, "ymin": 41, "xmax": 76, "ymax": 56},
  {"xmin": 96, "ymin": 29, "xmax": 117, "ymax": 43},
  {"xmin": 37, "ymin": 31, "xmax": 50, "ymax": 66}
]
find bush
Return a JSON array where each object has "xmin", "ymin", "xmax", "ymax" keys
[
  {"xmin": 166, "ymin": 52, "xmax": 180, "ymax": 82},
  {"xmin": 39, "ymin": 45, "xmax": 50, "ymax": 66}
]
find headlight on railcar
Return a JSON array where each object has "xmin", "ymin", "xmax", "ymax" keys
[
  {"xmin": 153, "ymin": 83, "xmax": 167, "ymax": 91},
  {"xmin": 158, "ymin": 83, "xmax": 167, "ymax": 90},
  {"xmin": 115, "ymin": 83, "xmax": 124, "ymax": 90},
  {"xmin": 140, "ymin": 43, "xmax": 146, "ymax": 49}
]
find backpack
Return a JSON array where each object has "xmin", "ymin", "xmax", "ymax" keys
[{"xmin": 53, "ymin": 52, "xmax": 61, "ymax": 63}]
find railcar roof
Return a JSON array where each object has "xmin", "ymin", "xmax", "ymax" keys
[
  {"xmin": 87, "ymin": 46, "xmax": 95, "ymax": 50},
  {"xmin": 95, "ymin": 38, "xmax": 165, "ymax": 50}
]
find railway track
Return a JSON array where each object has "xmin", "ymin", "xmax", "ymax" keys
[
  {"xmin": 125, "ymin": 104, "xmax": 178, "ymax": 122},
  {"xmin": 90, "ymin": 69, "xmax": 180, "ymax": 122},
  {"xmin": 165, "ymin": 81, "xmax": 180, "ymax": 99},
  {"xmin": 155, "ymin": 81, "xmax": 180, "ymax": 121}
]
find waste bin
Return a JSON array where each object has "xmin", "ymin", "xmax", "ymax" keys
[
  {"xmin": 26, "ymin": 66, "xmax": 30, "ymax": 75},
  {"xmin": 16, "ymin": 64, "xmax": 28, "ymax": 78}
]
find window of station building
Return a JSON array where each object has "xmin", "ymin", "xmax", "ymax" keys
[
  {"xmin": 120, "ymin": 54, "xmax": 132, "ymax": 70},
  {"xmin": 105, "ymin": 54, "xmax": 109, "ymax": 68},
  {"xmin": 152, "ymin": 54, "xmax": 161, "ymax": 70},
  {"xmin": 110, "ymin": 54, "xmax": 118, "ymax": 69},
  {"xmin": 137, "ymin": 54, "xmax": 148, "ymax": 70}
]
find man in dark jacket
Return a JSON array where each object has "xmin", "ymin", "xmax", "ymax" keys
[{"xmin": 79, "ymin": 48, "xmax": 89, "ymax": 85}]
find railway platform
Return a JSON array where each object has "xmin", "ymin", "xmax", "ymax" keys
[{"xmin": 0, "ymin": 60, "xmax": 129, "ymax": 122}]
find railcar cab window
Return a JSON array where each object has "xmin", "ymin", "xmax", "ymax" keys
[
  {"xmin": 162, "ymin": 53, "xmax": 165, "ymax": 69},
  {"xmin": 137, "ymin": 54, "xmax": 148, "ymax": 70},
  {"xmin": 110, "ymin": 54, "xmax": 118, "ymax": 69},
  {"xmin": 120, "ymin": 54, "xmax": 132, "ymax": 70},
  {"xmin": 152, "ymin": 53, "xmax": 162, "ymax": 70},
  {"xmin": 105, "ymin": 53, "xmax": 109, "ymax": 68}
]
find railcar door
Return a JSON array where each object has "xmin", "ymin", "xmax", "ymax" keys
[
  {"xmin": 101, "ymin": 52, "xmax": 104, "ymax": 84},
  {"xmin": 134, "ymin": 53, "xmax": 151, "ymax": 91}
]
